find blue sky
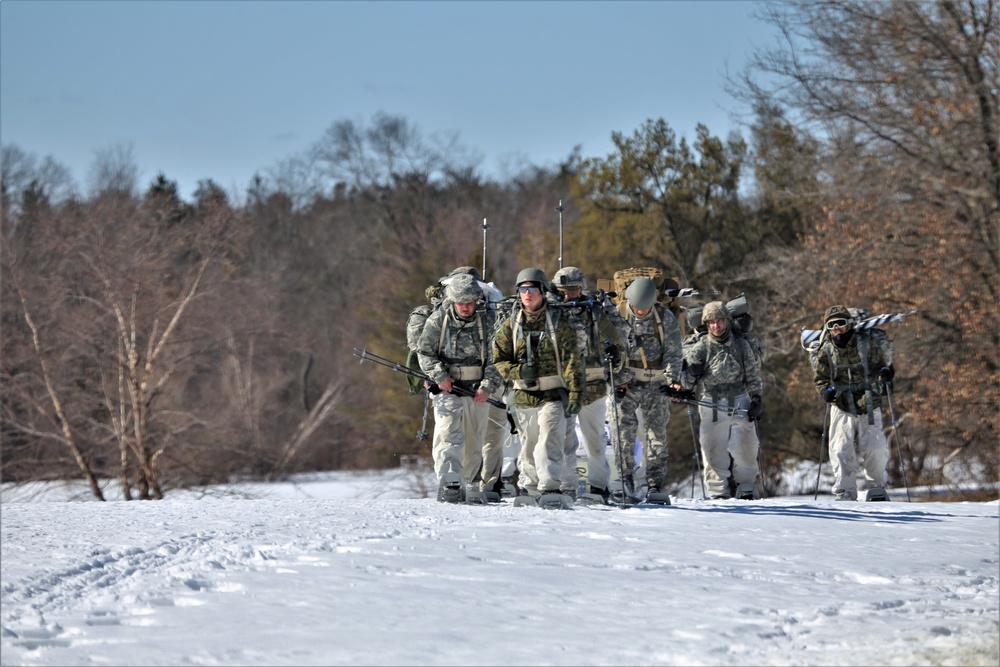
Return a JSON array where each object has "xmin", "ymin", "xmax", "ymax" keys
[{"xmin": 1, "ymin": 1, "xmax": 779, "ymax": 200}]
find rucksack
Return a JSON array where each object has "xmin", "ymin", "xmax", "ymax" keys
[
  {"xmin": 404, "ymin": 305, "xmax": 434, "ymax": 395},
  {"xmin": 803, "ymin": 307, "xmax": 892, "ymax": 373},
  {"xmin": 596, "ymin": 267, "xmax": 683, "ymax": 321}
]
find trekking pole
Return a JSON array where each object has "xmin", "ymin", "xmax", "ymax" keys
[
  {"xmin": 814, "ymin": 402, "xmax": 830, "ymax": 500},
  {"xmin": 754, "ymin": 420, "xmax": 767, "ymax": 498},
  {"xmin": 481, "ymin": 218, "xmax": 489, "ymax": 281},
  {"xmin": 882, "ymin": 382, "xmax": 912, "ymax": 502},
  {"xmin": 416, "ymin": 389, "xmax": 431, "ymax": 441},
  {"xmin": 555, "ymin": 200, "xmax": 564, "ymax": 269},
  {"xmin": 686, "ymin": 404, "xmax": 706, "ymax": 499},
  {"xmin": 603, "ymin": 341, "xmax": 629, "ymax": 509}
]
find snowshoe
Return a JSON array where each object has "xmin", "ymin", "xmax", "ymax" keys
[
  {"xmin": 537, "ymin": 490, "xmax": 574, "ymax": 510},
  {"xmin": 484, "ymin": 491, "xmax": 502, "ymax": 503},
  {"xmin": 577, "ymin": 485, "xmax": 611, "ymax": 505},
  {"xmin": 646, "ymin": 490, "xmax": 672, "ymax": 505},
  {"xmin": 609, "ymin": 478, "xmax": 643, "ymax": 505},
  {"xmin": 465, "ymin": 489, "xmax": 489, "ymax": 505},
  {"xmin": 512, "ymin": 491, "xmax": 538, "ymax": 507},
  {"xmin": 865, "ymin": 487, "xmax": 889, "ymax": 502},
  {"xmin": 436, "ymin": 472, "xmax": 466, "ymax": 503},
  {"xmin": 735, "ymin": 483, "xmax": 760, "ymax": 500}
]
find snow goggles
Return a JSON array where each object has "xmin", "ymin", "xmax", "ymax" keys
[{"xmin": 825, "ymin": 318, "xmax": 849, "ymax": 330}]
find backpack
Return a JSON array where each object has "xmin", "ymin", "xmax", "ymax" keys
[
  {"xmin": 803, "ymin": 307, "xmax": 892, "ymax": 374},
  {"xmin": 404, "ymin": 305, "xmax": 434, "ymax": 395},
  {"xmin": 596, "ymin": 267, "xmax": 683, "ymax": 321}
]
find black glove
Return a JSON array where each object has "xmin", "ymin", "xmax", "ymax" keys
[
  {"xmin": 878, "ymin": 365, "xmax": 895, "ymax": 384},
  {"xmin": 686, "ymin": 361, "xmax": 705, "ymax": 379},
  {"xmin": 614, "ymin": 385, "xmax": 628, "ymax": 400},
  {"xmin": 659, "ymin": 384, "xmax": 696, "ymax": 402},
  {"xmin": 520, "ymin": 363, "xmax": 537, "ymax": 383},
  {"xmin": 603, "ymin": 343, "xmax": 621, "ymax": 366},
  {"xmin": 821, "ymin": 387, "xmax": 837, "ymax": 403},
  {"xmin": 428, "ymin": 383, "xmax": 442, "ymax": 395},
  {"xmin": 748, "ymin": 395, "xmax": 763, "ymax": 422}
]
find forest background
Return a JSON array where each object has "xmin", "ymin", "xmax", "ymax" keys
[{"xmin": 2, "ymin": 1, "xmax": 997, "ymax": 501}]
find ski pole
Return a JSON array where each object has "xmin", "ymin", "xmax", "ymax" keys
[
  {"xmin": 603, "ymin": 340, "xmax": 629, "ymax": 509},
  {"xmin": 555, "ymin": 200, "xmax": 564, "ymax": 269},
  {"xmin": 352, "ymin": 347, "xmax": 508, "ymax": 410},
  {"xmin": 882, "ymin": 382, "xmax": 912, "ymax": 502},
  {"xmin": 686, "ymin": 404, "xmax": 706, "ymax": 499},
  {"xmin": 481, "ymin": 218, "xmax": 489, "ymax": 281},
  {"xmin": 417, "ymin": 389, "xmax": 431, "ymax": 441},
  {"xmin": 814, "ymin": 402, "xmax": 830, "ymax": 500}
]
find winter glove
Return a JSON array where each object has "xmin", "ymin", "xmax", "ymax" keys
[
  {"xmin": 878, "ymin": 365, "xmax": 895, "ymax": 384},
  {"xmin": 659, "ymin": 384, "xmax": 696, "ymax": 402},
  {"xmin": 519, "ymin": 362, "xmax": 537, "ymax": 383},
  {"xmin": 603, "ymin": 343, "xmax": 621, "ymax": 366},
  {"xmin": 821, "ymin": 387, "xmax": 837, "ymax": 403},
  {"xmin": 686, "ymin": 361, "xmax": 706, "ymax": 380},
  {"xmin": 564, "ymin": 399, "xmax": 582, "ymax": 417},
  {"xmin": 614, "ymin": 385, "xmax": 628, "ymax": 400},
  {"xmin": 748, "ymin": 395, "xmax": 763, "ymax": 422}
]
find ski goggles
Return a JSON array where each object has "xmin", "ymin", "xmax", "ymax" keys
[{"xmin": 825, "ymin": 318, "xmax": 849, "ymax": 330}]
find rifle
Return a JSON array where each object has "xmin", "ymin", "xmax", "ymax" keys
[
  {"xmin": 352, "ymin": 347, "xmax": 508, "ymax": 410},
  {"xmin": 657, "ymin": 383, "xmax": 750, "ymax": 416}
]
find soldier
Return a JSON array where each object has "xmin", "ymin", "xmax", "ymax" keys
[
  {"xmin": 813, "ymin": 305, "xmax": 893, "ymax": 502},
  {"xmin": 439, "ymin": 267, "xmax": 511, "ymax": 501},
  {"xmin": 551, "ymin": 266, "xmax": 630, "ymax": 503},
  {"xmin": 684, "ymin": 301, "xmax": 763, "ymax": 500},
  {"xmin": 416, "ymin": 273, "xmax": 504, "ymax": 502},
  {"xmin": 492, "ymin": 268, "xmax": 583, "ymax": 504},
  {"xmin": 609, "ymin": 277, "xmax": 684, "ymax": 504}
]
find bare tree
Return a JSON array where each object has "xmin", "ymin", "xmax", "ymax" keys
[
  {"xmin": 87, "ymin": 142, "xmax": 141, "ymax": 198},
  {"xmin": 736, "ymin": 0, "xmax": 999, "ymax": 488}
]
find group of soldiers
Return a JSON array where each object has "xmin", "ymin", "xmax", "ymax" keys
[{"xmin": 408, "ymin": 265, "xmax": 896, "ymax": 506}]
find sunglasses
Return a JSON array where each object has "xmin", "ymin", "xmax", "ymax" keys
[
  {"xmin": 825, "ymin": 318, "xmax": 849, "ymax": 330},
  {"xmin": 517, "ymin": 285, "xmax": 540, "ymax": 294}
]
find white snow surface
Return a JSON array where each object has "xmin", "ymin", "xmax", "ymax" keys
[{"xmin": 2, "ymin": 470, "xmax": 998, "ymax": 667}]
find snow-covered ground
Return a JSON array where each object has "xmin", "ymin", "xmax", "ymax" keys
[{"xmin": 1, "ymin": 468, "xmax": 997, "ymax": 667}]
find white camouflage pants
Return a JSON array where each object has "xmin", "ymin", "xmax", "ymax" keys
[
  {"xmin": 477, "ymin": 387, "xmax": 512, "ymax": 492},
  {"xmin": 560, "ymin": 396, "xmax": 611, "ymax": 493},
  {"xmin": 698, "ymin": 392, "xmax": 759, "ymax": 498},
  {"xmin": 515, "ymin": 400, "xmax": 567, "ymax": 495},
  {"xmin": 828, "ymin": 405, "xmax": 889, "ymax": 500},
  {"xmin": 430, "ymin": 391, "xmax": 489, "ymax": 484}
]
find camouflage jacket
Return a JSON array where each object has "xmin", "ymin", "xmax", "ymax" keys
[
  {"xmin": 624, "ymin": 305, "xmax": 683, "ymax": 385},
  {"xmin": 492, "ymin": 301, "xmax": 582, "ymax": 409},
  {"xmin": 813, "ymin": 331, "xmax": 891, "ymax": 414},
  {"xmin": 416, "ymin": 299, "xmax": 503, "ymax": 396},
  {"xmin": 684, "ymin": 332, "xmax": 763, "ymax": 400}
]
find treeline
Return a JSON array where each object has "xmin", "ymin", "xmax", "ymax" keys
[{"xmin": 2, "ymin": 1, "xmax": 996, "ymax": 499}]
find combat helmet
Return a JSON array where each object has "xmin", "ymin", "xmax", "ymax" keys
[
  {"xmin": 553, "ymin": 266, "xmax": 587, "ymax": 290},
  {"xmin": 515, "ymin": 267, "xmax": 549, "ymax": 288},
  {"xmin": 625, "ymin": 277, "xmax": 658, "ymax": 310}
]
